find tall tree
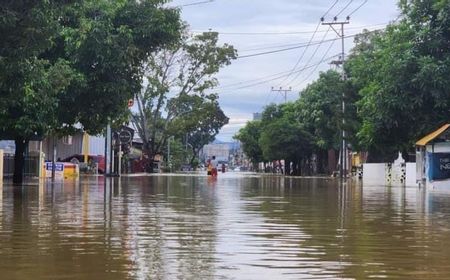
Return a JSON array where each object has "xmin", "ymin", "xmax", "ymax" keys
[
  {"xmin": 234, "ymin": 121, "xmax": 264, "ymax": 170},
  {"xmin": 347, "ymin": 0, "xmax": 450, "ymax": 161},
  {"xmin": 297, "ymin": 70, "xmax": 359, "ymax": 172},
  {"xmin": 132, "ymin": 31, "xmax": 236, "ymax": 171},
  {"xmin": 0, "ymin": 0, "xmax": 181, "ymax": 183},
  {"xmin": 169, "ymin": 94, "xmax": 228, "ymax": 165}
]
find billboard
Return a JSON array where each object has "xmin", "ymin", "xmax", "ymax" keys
[{"xmin": 427, "ymin": 152, "xmax": 450, "ymax": 181}]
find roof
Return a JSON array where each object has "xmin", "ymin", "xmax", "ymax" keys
[{"xmin": 416, "ymin": 124, "xmax": 450, "ymax": 146}]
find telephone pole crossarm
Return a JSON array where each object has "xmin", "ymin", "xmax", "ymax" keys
[{"xmin": 271, "ymin": 86, "xmax": 292, "ymax": 103}]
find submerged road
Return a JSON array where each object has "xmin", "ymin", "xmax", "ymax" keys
[{"xmin": 0, "ymin": 172, "xmax": 450, "ymax": 279}]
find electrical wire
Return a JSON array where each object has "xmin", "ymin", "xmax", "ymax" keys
[
  {"xmin": 191, "ymin": 22, "xmax": 388, "ymax": 36},
  {"xmin": 284, "ymin": 26, "xmax": 331, "ymax": 85},
  {"xmin": 179, "ymin": 0, "xmax": 214, "ymax": 7},
  {"xmin": 274, "ymin": 22, "xmax": 322, "ymax": 86},
  {"xmin": 335, "ymin": 0, "xmax": 354, "ymax": 18},
  {"xmin": 347, "ymin": 0, "xmax": 368, "ymax": 17},
  {"xmin": 237, "ymin": 36, "xmax": 337, "ymax": 59},
  {"xmin": 217, "ymin": 54, "xmax": 339, "ymax": 92},
  {"xmin": 292, "ymin": 36, "xmax": 339, "ymax": 89},
  {"xmin": 274, "ymin": 0, "xmax": 343, "ymax": 87},
  {"xmin": 322, "ymin": 0, "xmax": 340, "ymax": 19},
  {"xmin": 217, "ymin": 27, "xmax": 384, "ymax": 91}
]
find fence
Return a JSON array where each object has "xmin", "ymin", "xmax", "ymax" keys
[{"xmin": 2, "ymin": 154, "xmax": 41, "ymax": 178}]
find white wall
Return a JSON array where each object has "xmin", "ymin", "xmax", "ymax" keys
[
  {"xmin": 89, "ymin": 135, "xmax": 105, "ymax": 155},
  {"xmin": 406, "ymin": 163, "xmax": 417, "ymax": 186},
  {"xmin": 362, "ymin": 163, "xmax": 386, "ymax": 186}
]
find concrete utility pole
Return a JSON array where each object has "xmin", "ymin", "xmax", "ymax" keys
[
  {"xmin": 322, "ymin": 16, "xmax": 349, "ymax": 180},
  {"xmin": 271, "ymin": 86, "xmax": 292, "ymax": 103}
]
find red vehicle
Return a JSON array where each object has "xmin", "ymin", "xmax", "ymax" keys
[{"xmin": 61, "ymin": 154, "xmax": 106, "ymax": 174}]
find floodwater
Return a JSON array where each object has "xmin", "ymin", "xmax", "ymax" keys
[{"xmin": 1, "ymin": 173, "xmax": 450, "ymax": 279}]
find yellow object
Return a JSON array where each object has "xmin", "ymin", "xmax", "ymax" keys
[
  {"xmin": 416, "ymin": 124, "xmax": 450, "ymax": 146},
  {"xmin": 63, "ymin": 163, "xmax": 79, "ymax": 178},
  {"xmin": 82, "ymin": 132, "xmax": 90, "ymax": 163},
  {"xmin": 352, "ymin": 153, "xmax": 361, "ymax": 167}
]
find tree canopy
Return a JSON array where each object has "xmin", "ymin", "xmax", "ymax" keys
[
  {"xmin": 132, "ymin": 30, "xmax": 236, "ymax": 170},
  {"xmin": 0, "ymin": 0, "xmax": 181, "ymax": 182}
]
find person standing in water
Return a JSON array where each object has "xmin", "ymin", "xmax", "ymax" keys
[{"xmin": 210, "ymin": 156, "xmax": 218, "ymax": 177}]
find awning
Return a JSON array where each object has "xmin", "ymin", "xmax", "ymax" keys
[{"xmin": 416, "ymin": 124, "xmax": 450, "ymax": 146}]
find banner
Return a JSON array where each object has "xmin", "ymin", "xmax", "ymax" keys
[{"xmin": 427, "ymin": 152, "xmax": 450, "ymax": 181}]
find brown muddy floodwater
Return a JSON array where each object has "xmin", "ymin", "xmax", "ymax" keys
[{"xmin": 1, "ymin": 173, "xmax": 450, "ymax": 279}]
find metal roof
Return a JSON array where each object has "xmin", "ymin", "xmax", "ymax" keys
[{"xmin": 416, "ymin": 124, "xmax": 450, "ymax": 146}]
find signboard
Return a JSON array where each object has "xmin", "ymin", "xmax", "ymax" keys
[
  {"xmin": 119, "ymin": 130, "xmax": 132, "ymax": 144},
  {"xmin": 45, "ymin": 162, "xmax": 65, "ymax": 178},
  {"xmin": 427, "ymin": 152, "xmax": 450, "ymax": 181}
]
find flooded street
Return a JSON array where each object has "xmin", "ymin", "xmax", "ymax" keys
[{"xmin": 1, "ymin": 173, "xmax": 450, "ymax": 279}]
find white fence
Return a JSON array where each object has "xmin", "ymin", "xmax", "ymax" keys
[{"xmin": 362, "ymin": 162, "xmax": 417, "ymax": 187}]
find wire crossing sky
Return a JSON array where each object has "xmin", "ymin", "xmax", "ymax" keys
[{"xmin": 171, "ymin": 0, "xmax": 400, "ymax": 141}]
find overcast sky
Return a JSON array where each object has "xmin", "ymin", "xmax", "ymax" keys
[{"xmin": 171, "ymin": 0, "xmax": 400, "ymax": 142}]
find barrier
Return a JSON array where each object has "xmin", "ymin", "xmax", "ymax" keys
[{"xmin": 44, "ymin": 162, "xmax": 79, "ymax": 179}]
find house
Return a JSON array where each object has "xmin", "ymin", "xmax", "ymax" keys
[{"xmin": 416, "ymin": 124, "xmax": 450, "ymax": 188}]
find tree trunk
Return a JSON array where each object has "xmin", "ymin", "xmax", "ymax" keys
[
  {"xmin": 13, "ymin": 138, "xmax": 27, "ymax": 185},
  {"xmin": 285, "ymin": 160, "xmax": 291, "ymax": 175}
]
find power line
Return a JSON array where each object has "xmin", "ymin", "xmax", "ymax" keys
[
  {"xmin": 322, "ymin": 0, "xmax": 340, "ymax": 19},
  {"xmin": 237, "ymin": 35, "xmax": 336, "ymax": 59},
  {"xmin": 274, "ymin": 0, "xmax": 344, "ymax": 87},
  {"xmin": 335, "ymin": 0, "xmax": 354, "ymax": 18},
  {"xmin": 292, "ymin": 36, "xmax": 339, "ymax": 89},
  {"xmin": 274, "ymin": 22, "xmax": 322, "ymax": 86},
  {"xmin": 178, "ymin": 0, "xmax": 214, "ymax": 7},
  {"xmin": 347, "ymin": 0, "xmax": 368, "ymax": 17},
  {"xmin": 217, "ymin": 54, "xmax": 339, "ymax": 92},
  {"xmin": 190, "ymin": 22, "xmax": 388, "ymax": 35},
  {"xmin": 217, "ymin": 28, "xmax": 384, "ymax": 90},
  {"xmin": 284, "ymin": 26, "xmax": 332, "ymax": 85}
]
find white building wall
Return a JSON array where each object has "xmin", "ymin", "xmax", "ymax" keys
[
  {"xmin": 362, "ymin": 163, "xmax": 387, "ymax": 186},
  {"xmin": 406, "ymin": 163, "xmax": 417, "ymax": 186},
  {"xmin": 89, "ymin": 135, "xmax": 105, "ymax": 155}
]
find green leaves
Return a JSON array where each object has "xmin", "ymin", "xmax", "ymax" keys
[
  {"xmin": 131, "ymin": 28, "xmax": 236, "ymax": 164},
  {"xmin": 0, "ymin": 0, "xmax": 182, "ymax": 141}
]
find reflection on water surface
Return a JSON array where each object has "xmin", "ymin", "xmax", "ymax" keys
[{"xmin": 1, "ymin": 173, "xmax": 450, "ymax": 279}]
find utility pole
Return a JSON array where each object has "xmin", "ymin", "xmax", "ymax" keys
[
  {"xmin": 322, "ymin": 16, "xmax": 349, "ymax": 180},
  {"xmin": 271, "ymin": 86, "xmax": 292, "ymax": 103}
]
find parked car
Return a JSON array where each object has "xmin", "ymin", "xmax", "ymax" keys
[{"xmin": 61, "ymin": 154, "xmax": 105, "ymax": 174}]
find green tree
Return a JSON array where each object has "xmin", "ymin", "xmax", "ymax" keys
[
  {"xmin": 169, "ymin": 94, "xmax": 228, "ymax": 166},
  {"xmin": 297, "ymin": 70, "xmax": 359, "ymax": 172},
  {"xmin": 0, "ymin": 0, "xmax": 181, "ymax": 183},
  {"xmin": 234, "ymin": 121, "xmax": 264, "ymax": 170},
  {"xmin": 346, "ymin": 1, "xmax": 450, "ymax": 161},
  {"xmin": 132, "ymin": 31, "xmax": 236, "ymax": 171},
  {"xmin": 259, "ymin": 103, "xmax": 313, "ymax": 175},
  {"xmin": 0, "ymin": 1, "xmax": 78, "ymax": 183}
]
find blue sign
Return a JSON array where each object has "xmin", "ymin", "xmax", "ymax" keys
[
  {"xmin": 46, "ymin": 162, "xmax": 64, "ymax": 171},
  {"xmin": 427, "ymin": 152, "xmax": 450, "ymax": 181}
]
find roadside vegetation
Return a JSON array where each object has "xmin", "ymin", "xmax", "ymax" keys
[
  {"xmin": 236, "ymin": 0, "xmax": 450, "ymax": 175},
  {"xmin": 0, "ymin": 0, "xmax": 234, "ymax": 182}
]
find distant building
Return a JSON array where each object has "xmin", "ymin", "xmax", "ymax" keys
[
  {"xmin": 253, "ymin": 112, "xmax": 262, "ymax": 121},
  {"xmin": 201, "ymin": 143, "xmax": 230, "ymax": 163}
]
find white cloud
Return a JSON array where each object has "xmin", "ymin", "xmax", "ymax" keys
[{"xmin": 175, "ymin": 0, "xmax": 400, "ymax": 141}]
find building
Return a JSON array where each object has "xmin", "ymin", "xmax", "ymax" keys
[
  {"xmin": 416, "ymin": 124, "xmax": 450, "ymax": 188},
  {"xmin": 253, "ymin": 112, "xmax": 262, "ymax": 121},
  {"xmin": 201, "ymin": 143, "xmax": 230, "ymax": 163}
]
